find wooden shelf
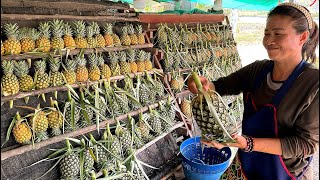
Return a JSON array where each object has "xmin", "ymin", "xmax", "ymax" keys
[
  {"xmin": 139, "ymin": 14, "xmax": 224, "ymax": 24},
  {"xmin": 1, "ymin": 69, "xmax": 162, "ymax": 103},
  {"xmin": 1, "ymin": 99, "xmax": 173, "ymax": 161},
  {"xmin": 175, "ymin": 90, "xmax": 191, "ymax": 99},
  {"xmin": 1, "ymin": 43, "xmax": 153, "ymax": 61}
]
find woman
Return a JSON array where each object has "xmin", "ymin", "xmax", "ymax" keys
[{"xmin": 187, "ymin": 2, "xmax": 319, "ymax": 180}]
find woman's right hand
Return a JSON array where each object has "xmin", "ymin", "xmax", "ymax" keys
[{"xmin": 187, "ymin": 76, "xmax": 214, "ymax": 94}]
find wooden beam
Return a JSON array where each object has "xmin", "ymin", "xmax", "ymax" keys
[{"xmin": 139, "ymin": 14, "xmax": 225, "ymax": 24}]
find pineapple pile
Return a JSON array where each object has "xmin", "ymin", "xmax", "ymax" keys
[{"xmin": 1, "ymin": 21, "xmax": 146, "ymax": 56}]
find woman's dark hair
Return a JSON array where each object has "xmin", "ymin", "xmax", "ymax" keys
[{"xmin": 268, "ymin": 5, "xmax": 319, "ymax": 63}]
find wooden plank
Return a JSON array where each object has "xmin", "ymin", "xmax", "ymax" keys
[{"xmin": 139, "ymin": 14, "xmax": 225, "ymax": 24}]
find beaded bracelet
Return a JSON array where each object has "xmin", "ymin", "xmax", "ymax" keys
[{"xmin": 242, "ymin": 135, "xmax": 254, "ymax": 152}]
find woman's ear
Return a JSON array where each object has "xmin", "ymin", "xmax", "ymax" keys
[{"xmin": 299, "ymin": 30, "xmax": 310, "ymax": 45}]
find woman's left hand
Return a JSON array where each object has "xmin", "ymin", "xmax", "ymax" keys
[{"xmin": 201, "ymin": 134, "xmax": 248, "ymax": 149}]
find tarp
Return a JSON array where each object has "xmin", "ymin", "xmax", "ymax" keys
[{"xmin": 222, "ymin": 0, "xmax": 285, "ymax": 11}]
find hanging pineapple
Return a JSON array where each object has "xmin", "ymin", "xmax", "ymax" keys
[
  {"xmin": 12, "ymin": 112, "xmax": 32, "ymax": 145},
  {"xmin": 128, "ymin": 24, "xmax": 138, "ymax": 45},
  {"xmin": 86, "ymin": 25, "xmax": 96, "ymax": 48},
  {"xmin": 111, "ymin": 24, "xmax": 121, "ymax": 47},
  {"xmin": 180, "ymin": 97, "xmax": 192, "ymax": 119},
  {"xmin": 34, "ymin": 59, "xmax": 50, "ymax": 90},
  {"xmin": 63, "ymin": 22, "xmax": 76, "ymax": 50},
  {"xmin": 119, "ymin": 51, "xmax": 130, "ymax": 75},
  {"xmin": 36, "ymin": 22, "xmax": 51, "ymax": 52},
  {"xmin": 120, "ymin": 25, "xmax": 131, "ymax": 46},
  {"xmin": 115, "ymin": 119, "xmax": 132, "ymax": 155},
  {"xmin": 127, "ymin": 49, "xmax": 137, "ymax": 73},
  {"xmin": 170, "ymin": 73, "xmax": 184, "ymax": 93},
  {"xmin": 59, "ymin": 139, "xmax": 80, "ymax": 179},
  {"xmin": 47, "ymin": 97, "xmax": 63, "ymax": 136},
  {"xmin": 108, "ymin": 52, "xmax": 121, "ymax": 76},
  {"xmin": 103, "ymin": 23, "xmax": 114, "ymax": 47},
  {"xmin": 19, "ymin": 27, "xmax": 39, "ymax": 53},
  {"xmin": 73, "ymin": 20, "xmax": 88, "ymax": 49},
  {"xmin": 88, "ymin": 53, "xmax": 101, "ymax": 81},
  {"xmin": 1, "ymin": 40, "xmax": 4, "ymax": 56},
  {"xmin": 91, "ymin": 22, "xmax": 105, "ymax": 48},
  {"xmin": 3, "ymin": 23, "xmax": 21, "ymax": 55},
  {"xmin": 50, "ymin": 19, "xmax": 65, "ymax": 50},
  {"xmin": 144, "ymin": 51, "xmax": 153, "ymax": 71},
  {"xmin": 29, "ymin": 106, "xmax": 49, "ymax": 142},
  {"xmin": 136, "ymin": 24, "xmax": 145, "ymax": 45},
  {"xmin": 62, "ymin": 58, "xmax": 77, "ymax": 84},
  {"xmin": 1, "ymin": 60, "xmax": 20, "ymax": 108},
  {"xmin": 14, "ymin": 60, "xmax": 34, "ymax": 92},
  {"xmin": 75, "ymin": 51, "xmax": 89, "ymax": 82},
  {"xmin": 48, "ymin": 56, "xmax": 65, "ymax": 86},
  {"xmin": 97, "ymin": 53, "xmax": 111, "ymax": 79},
  {"xmin": 136, "ymin": 50, "xmax": 145, "ymax": 72}
]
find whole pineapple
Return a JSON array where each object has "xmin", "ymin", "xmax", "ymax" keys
[
  {"xmin": 1, "ymin": 60, "xmax": 20, "ymax": 96},
  {"xmin": 34, "ymin": 59, "xmax": 49, "ymax": 90},
  {"xmin": 88, "ymin": 53, "xmax": 101, "ymax": 81},
  {"xmin": 144, "ymin": 51, "xmax": 153, "ymax": 71},
  {"xmin": 64, "ymin": 92, "xmax": 81, "ymax": 131},
  {"xmin": 63, "ymin": 22, "xmax": 76, "ymax": 50},
  {"xmin": 128, "ymin": 24, "xmax": 138, "ymax": 45},
  {"xmin": 103, "ymin": 23, "xmax": 114, "ymax": 47},
  {"xmin": 97, "ymin": 53, "xmax": 111, "ymax": 79},
  {"xmin": 73, "ymin": 20, "xmax": 88, "ymax": 49},
  {"xmin": 111, "ymin": 25, "xmax": 121, "ymax": 47},
  {"xmin": 3, "ymin": 23, "xmax": 21, "ymax": 55},
  {"xmin": 12, "ymin": 112, "xmax": 32, "ymax": 145},
  {"xmin": 180, "ymin": 98, "xmax": 192, "ymax": 119},
  {"xmin": 170, "ymin": 75, "xmax": 184, "ymax": 93},
  {"xmin": 115, "ymin": 119, "xmax": 132, "ymax": 155},
  {"xmin": 136, "ymin": 50, "xmax": 145, "ymax": 72},
  {"xmin": 19, "ymin": 28, "xmax": 39, "ymax": 53},
  {"xmin": 106, "ymin": 123, "xmax": 122, "ymax": 158},
  {"xmin": 48, "ymin": 56, "xmax": 65, "ymax": 86},
  {"xmin": 14, "ymin": 60, "xmax": 34, "ymax": 92},
  {"xmin": 119, "ymin": 51, "xmax": 130, "ymax": 75},
  {"xmin": 86, "ymin": 25, "xmax": 97, "ymax": 48},
  {"xmin": 75, "ymin": 52, "xmax": 89, "ymax": 82},
  {"xmin": 136, "ymin": 24, "xmax": 145, "ymax": 45},
  {"xmin": 127, "ymin": 49, "xmax": 137, "ymax": 73},
  {"xmin": 50, "ymin": 19, "xmax": 65, "ymax": 50},
  {"xmin": 92, "ymin": 22, "xmax": 105, "ymax": 48},
  {"xmin": 47, "ymin": 98, "xmax": 63, "ymax": 136},
  {"xmin": 59, "ymin": 140, "xmax": 80, "ymax": 179},
  {"xmin": 148, "ymin": 107, "xmax": 162, "ymax": 135},
  {"xmin": 120, "ymin": 26, "xmax": 131, "ymax": 46},
  {"xmin": 29, "ymin": 109, "xmax": 49, "ymax": 142},
  {"xmin": 109, "ymin": 52, "xmax": 121, "ymax": 76},
  {"xmin": 62, "ymin": 58, "xmax": 77, "ymax": 84},
  {"xmin": 36, "ymin": 22, "xmax": 51, "ymax": 52}
]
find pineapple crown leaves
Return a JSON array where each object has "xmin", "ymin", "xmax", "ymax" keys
[
  {"xmin": 75, "ymin": 50, "xmax": 86, "ymax": 67},
  {"xmin": 48, "ymin": 55, "xmax": 62, "ymax": 72},
  {"xmin": 135, "ymin": 24, "xmax": 143, "ymax": 34},
  {"xmin": 63, "ymin": 22, "xmax": 73, "ymax": 36},
  {"xmin": 127, "ymin": 24, "xmax": 135, "ymax": 35},
  {"xmin": 115, "ymin": 118, "xmax": 124, "ymax": 137},
  {"xmin": 137, "ymin": 50, "xmax": 145, "ymax": 61},
  {"xmin": 103, "ymin": 23, "xmax": 113, "ymax": 35},
  {"xmin": 72, "ymin": 20, "xmax": 86, "ymax": 37},
  {"xmin": 38, "ymin": 22, "xmax": 51, "ymax": 38},
  {"xmin": 50, "ymin": 19, "xmax": 64, "ymax": 38},
  {"xmin": 63, "ymin": 58, "xmax": 77, "ymax": 71},
  {"xmin": 97, "ymin": 53, "xmax": 105, "ymax": 67},
  {"xmin": 121, "ymin": 26, "xmax": 129, "ymax": 35},
  {"xmin": 88, "ymin": 53, "xmax": 98, "ymax": 68},
  {"xmin": 2, "ymin": 60, "xmax": 15, "ymax": 75},
  {"xmin": 118, "ymin": 51, "xmax": 127, "ymax": 62},
  {"xmin": 90, "ymin": 22, "xmax": 101, "ymax": 35},
  {"xmin": 34, "ymin": 59, "xmax": 47, "ymax": 73},
  {"xmin": 14, "ymin": 60, "xmax": 30, "ymax": 77},
  {"xmin": 4, "ymin": 23, "xmax": 19, "ymax": 39},
  {"xmin": 126, "ymin": 49, "xmax": 136, "ymax": 62},
  {"xmin": 109, "ymin": 51, "xmax": 119, "ymax": 63},
  {"xmin": 86, "ymin": 25, "xmax": 94, "ymax": 38}
]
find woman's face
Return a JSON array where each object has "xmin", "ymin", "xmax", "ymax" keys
[{"xmin": 263, "ymin": 15, "xmax": 307, "ymax": 62}]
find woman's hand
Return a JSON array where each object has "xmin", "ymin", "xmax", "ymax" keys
[
  {"xmin": 201, "ymin": 134, "xmax": 247, "ymax": 149},
  {"xmin": 187, "ymin": 76, "xmax": 214, "ymax": 94}
]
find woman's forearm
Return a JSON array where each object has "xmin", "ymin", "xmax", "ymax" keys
[{"xmin": 252, "ymin": 138, "xmax": 282, "ymax": 155}]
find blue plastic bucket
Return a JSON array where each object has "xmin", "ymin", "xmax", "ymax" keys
[{"xmin": 180, "ymin": 136, "xmax": 231, "ymax": 180}]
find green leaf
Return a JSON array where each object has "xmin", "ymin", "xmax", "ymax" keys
[{"xmin": 1, "ymin": 113, "xmax": 17, "ymax": 147}]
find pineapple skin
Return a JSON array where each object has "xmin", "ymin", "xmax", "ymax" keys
[
  {"xmin": 18, "ymin": 75, "xmax": 34, "ymax": 92},
  {"xmin": 1, "ymin": 73, "xmax": 20, "ymax": 96},
  {"xmin": 20, "ymin": 38, "xmax": 35, "ymax": 53},
  {"xmin": 3, "ymin": 38, "xmax": 21, "ymax": 55},
  {"xmin": 63, "ymin": 70, "xmax": 76, "ymax": 84},
  {"xmin": 76, "ymin": 66, "xmax": 89, "ymax": 82},
  {"xmin": 63, "ymin": 35, "xmax": 76, "ymax": 50},
  {"xmin": 12, "ymin": 122, "xmax": 32, "ymax": 144},
  {"xmin": 36, "ymin": 37, "xmax": 51, "ymax": 52}
]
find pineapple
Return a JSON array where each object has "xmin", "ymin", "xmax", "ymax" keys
[
  {"xmin": 59, "ymin": 140, "xmax": 80, "ymax": 179},
  {"xmin": 119, "ymin": 51, "xmax": 130, "ymax": 75},
  {"xmin": 63, "ymin": 58, "xmax": 77, "ymax": 84},
  {"xmin": 112, "ymin": 33, "xmax": 121, "ymax": 47},
  {"xmin": 148, "ymin": 107, "xmax": 162, "ymax": 135},
  {"xmin": 170, "ymin": 75, "xmax": 184, "ymax": 93},
  {"xmin": 120, "ymin": 26, "xmax": 131, "ymax": 46},
  {"xmin": 180, "ymin": 98, "xmax": 192, "ymax": 119},
  {"xmin": 29, "ymin": 109, "xmax": 49, "ymax": 142},
  {"xmin": 136, "ymin": 50, "xmax": 145, "ymax": 72},
  {"xmin": 128, "ymin": 24, "xmax": 138, "ymax": 45},
  {"xmin": 3, "ymin": 23, "xmax": 21, "ymax": 55},
  {"xmin": 106, "ymin": 123, "xmax": 122, "ymax": 158},
  {"xmin": 36, "ymin": 22, "xmax": 51, "ymax": 52},
  {"xmin": 88, "ymin": 53, "xmax": 101, "ymax": 81},
  {"xmin": 34, "ymin": 59, "xmax": 50, "ymax": 90},
  {"xmin": 47, "ymin": 98, "xmax": 63, "ymax": 136},
  {"xmin": 64, "ymin": 91, "xmax": 81, "ymax": 131},
  {"xmin": 73, "ymin": 20, "xmax": 88, "ymax": 49},
  {"xmin": 109, "ymin": 52, "xmax": 121, "ymax": 76},
  {"xmin": 86, "ymin": 25, "xmax": 97, "ymax": 48},
  {"xmin": 12, "ymin": 112, "xmax": 32, "ymax": 145},
  {"xmin": 19, "ymin": 28, "xmax": 39, "ymax": 53},
  {"xmin": 75, "ymin": 52, "xmax": 89, "ymax": 82},
  {"xmin": 1, "ymin": 60, "xmax": 20, "ymax": 96},
  {"xmin": 49, "ymin": 56, "xmax": 65, "ymax": 86},
  {"xmin": 191, "ymin": 73, "xmax": 238, "ymax": 143},
  {"xmin": 97, "ymin": 53, "xmax": 111, "ymax": 79},
  {"xmin": 136, "ymin": 24, "xmax": 145, "ymax": 45},
  {"xmin": 144, "ymin": 51, "xmax": 153, "ymax": 71},
  {"xmin": 14, "ymin": 60, "xmax": 34, "ymax": 92},
  {"xmin": 63, "ymin": 22, "xmax": 76, "ymax": 50},
  {"xmin": 115, "ymin": 119, "xmax": 132, "ymax": 155},
  {"xmin": 127, "ymin": 49, "xmax": 137, "ymax": 73},
  {"xmin": 92, "ymin": 22, "xmax": 105, "ymax": 48},
  {"xmin": 103, "ymin": 23, "xmax": 114, "ymax": 47},
  {"xmin": 50, "ymin": 19, "xmax": 65, "ymax": 50}
]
